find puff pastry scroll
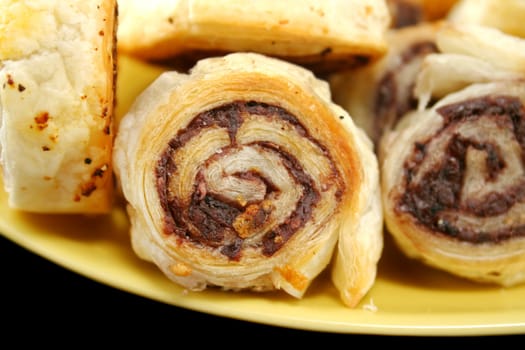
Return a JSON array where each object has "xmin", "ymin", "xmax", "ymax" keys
[
  {"xmin": 381, "ymin": 25, "xmax": 525, "ymax": 285},
  {"xmin": 116, "ymin": 0, "xmax": 391, "ymax": 74},
  {"xmin": 113, "ymin": 52, "xmax": 383, "ymax": 307},
  {"xmin": 0, "ymin": 0, "xmax": 117, "ymax": 213}
]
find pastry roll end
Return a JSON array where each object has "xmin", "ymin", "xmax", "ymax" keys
[
  {"xmin": 114, "ymin": 52, "xmax": 383, "ymax": 306},
  {"xmin": 0, "ymin": 0, "xmax": 118, "ymax": 213}
]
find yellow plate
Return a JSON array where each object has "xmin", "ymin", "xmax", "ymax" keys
[{"xmin": 1, "ymin": 55, "xmax": 525, "ymax": 336}]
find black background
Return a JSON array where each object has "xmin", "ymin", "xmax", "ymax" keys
[{"xmin": 2, "ymin": 235, "xmax": 522, "ymax": 345}]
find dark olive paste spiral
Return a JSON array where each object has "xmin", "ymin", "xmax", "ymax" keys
[
  {"xmin": 396, "ymin": 95, "xmax": 525, "ymax": 243},
  {"xmin": 155, "ymin": 101, "xmax": 342, "ymax": 260}
]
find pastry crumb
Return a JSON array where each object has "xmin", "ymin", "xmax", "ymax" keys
[{"xmin": 362, "ymin": 298, "xmax": 378, "ymax": 312}]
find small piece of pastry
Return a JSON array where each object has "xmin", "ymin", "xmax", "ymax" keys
[
  {"xmin": 113, "ymin": 52, "xmax": 383, "ymax": 307},
  {"xmin": 116, "ymin": 0, "xmax": 391, "ymax": 74},
  {"xmin": 330, "ymin": 22, "xmax": 440, "ymax": 151},
  {"xmin": 0, "ymin": 0, "xmax": 117, "ymax": 213},
  {"xmin": 448, "ymin": 0, "xmax": 525, "ymax": 38}
]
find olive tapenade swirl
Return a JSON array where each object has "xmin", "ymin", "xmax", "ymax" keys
[
  {"xmin": 381, "ymin": 80, "xmax": 525, "ymax": 286},
  {"xmin": 113, "ymin": 53, "xmax": 383, "ymax": 307}
]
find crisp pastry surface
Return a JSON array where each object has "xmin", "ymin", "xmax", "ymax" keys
[
  {"xmin": 116, "ymin": 0, "xmax": 391, "ymax": 74},
  {"xmin": 0, "ymin": 0, "xmax": 117, "ymax": 213},
  {"xmin": 113, "ymin": 52, "xmax": 383, "ymax": 307}
]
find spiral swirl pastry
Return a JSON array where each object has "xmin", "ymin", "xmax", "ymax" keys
[
  {"xmin": 381, "ymin": 80, "xmax": 525, "ymax": 286},
  {"xmin": 114, "ymin": 53, "xmax": 383, "ymax": 307}
]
